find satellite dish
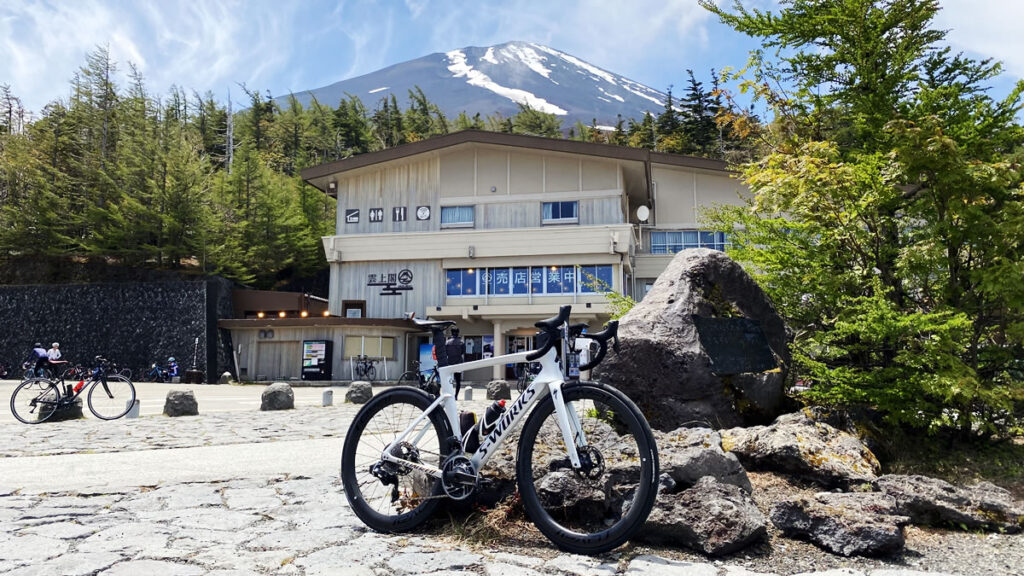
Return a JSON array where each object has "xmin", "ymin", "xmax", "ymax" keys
[{"xmin": 636, "ymin": 205, "xmax": 650, "ymax": 223}]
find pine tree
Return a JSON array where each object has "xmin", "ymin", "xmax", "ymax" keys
[{"xmin": 679, "ymin": 69, "xmax": 716, "ymax": 156}]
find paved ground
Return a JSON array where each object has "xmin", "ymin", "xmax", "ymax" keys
[{"xmin": 0, "ymin": 381, "xmax": 1007, "ymax": 575}]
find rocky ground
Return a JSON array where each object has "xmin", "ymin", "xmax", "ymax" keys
[{"xmin": 1, "ymin": 400, "xmax": 1021, "ymax": 575}]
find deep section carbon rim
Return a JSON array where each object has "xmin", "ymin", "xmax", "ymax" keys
[{"xmin": 516, "ymin": 382, "xmax": 658, "ymax": 554}]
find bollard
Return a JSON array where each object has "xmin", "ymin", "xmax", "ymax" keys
[
  {"xmin": 322, "ymin": 389, "xmax": 334, "ymax": 407},
  {"xmin": 464, "ymin": 385, "xmax": 473, "ymax": 401},
  {"xmin": 126, "ymin": 399, "xmax": 140, "ymax": 419}
]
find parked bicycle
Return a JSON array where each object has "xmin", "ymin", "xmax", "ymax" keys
[
  {"xmin": 352, "ymin": 355, "xmax": 378, "ymax": 382},
  {"xmin": 514, "ymin": 360, "xmax": 541, "ymax": 394},
  {"xmin": 340, "ymin": 305, "xmax": 659, "ymax": 555},
  {"xmin": 10, "ymin": 355, "xmax": 137, "ymax": 424},
  {"xmin": 142, "ymin": 362, "xmax": 170, "ymax": 383},
  {"xmin": 396, "ymin": 359, "xmax": 440, "ymax": 396}
]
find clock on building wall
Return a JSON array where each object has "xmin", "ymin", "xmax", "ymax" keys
[{"xmin": 416, "ymin": 205, "xmax": 431, "ymax": 221}]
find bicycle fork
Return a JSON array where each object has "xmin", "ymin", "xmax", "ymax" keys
[{"xmin": 548, "ymin": 381, "xmax": 586, "ymax": 469}]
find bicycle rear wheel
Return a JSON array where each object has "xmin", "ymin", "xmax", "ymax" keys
[
  {"xmin": 87, "ymin": 375, "xmax": 136, "ymax": 420},
  {"xmin": 341, "ymin": 387, "xmax": 450, "ymax": 532},
  {"xmin": 516, "ymin": 381, "xmax": 659, "ymax": 555},
  {"xmin": 396, "ymin": 371, "xmax": 419, "ymax": 387},
  {"xmin": 10, "ymin": 378, "xmax": 62, "ymax": 424}
]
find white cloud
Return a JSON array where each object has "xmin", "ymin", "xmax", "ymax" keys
[
  {"xmin": 935, "ymin": 0, "xmax": 1024, "ymax": 79},
  {"xmin": 0, "ymin": 0, "xmax": 306, "ymax": 113}
]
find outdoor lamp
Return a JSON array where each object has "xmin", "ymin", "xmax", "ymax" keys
[{"xmin": 278, "ymin": 311, "xmax": 286, "ymax": 318}]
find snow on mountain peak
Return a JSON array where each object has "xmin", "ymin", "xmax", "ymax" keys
[
  {"xmin": 446, "ymin": 49, "xmax": 568, "ymax": 115},
  {"xmin": 284, "ymin": 40, "xmax": 668, "ymax": 127}
]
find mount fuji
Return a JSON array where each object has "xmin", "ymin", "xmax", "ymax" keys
[{"xmin": 284, "ymin": 41, "xmax": 669, "ymax": 129}]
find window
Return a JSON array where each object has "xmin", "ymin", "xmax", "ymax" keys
[
  {"xmin": 441, "ymin": 205, "xmax": 474, "ymax": 227},
  {"xmin": 579, "ymin": 265, "xmax": 614, "ymax": 292},
  {"xmin": 446, "ymin": 268, "xmax": 478, "ymax": 296},
  {"xmin": 651, "ymin": 230, "xmax": 728, "ymax": 254},
  {"xmin": 342, "ymin": 300, "xmax": 365, "ymax": 318},
  {"xmin": 345, "ymin": 336, "xmax": 396, "ymax": 359},
  {"xmin": 542, "ymin": 201, "xmax": 578, "ymax": 224},
  {"xmin": 445, "ymin": 265, "xmax": 614, "ymax": 297}
]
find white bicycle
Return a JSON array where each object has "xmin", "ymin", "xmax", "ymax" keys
[{"xmin": 340, "ymin": 305, "xmax": 659, "ymax": 555}]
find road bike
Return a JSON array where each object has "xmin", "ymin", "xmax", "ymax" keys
[
  {"xmin": 10, "ymin": 355, "xmax": 137, "ymax": 424},
  {"xmin": 353, "ymin": 355, "xmax": 378, "ymax": 382},
  {"xmin": 396, "ymin": 359, "xmax": 440, "ymax": 396},
  {"xmin": 340, "ymin": 305, "xmax": 659, "ymax": 555}
]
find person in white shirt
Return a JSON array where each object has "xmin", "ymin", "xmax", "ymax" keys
[{"xmin": 47, "ymin": 342, "xmax": 62, "ymax": 361}]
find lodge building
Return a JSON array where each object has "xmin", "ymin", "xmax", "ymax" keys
[{"xmin": 221, "ymin": 130, "xmax": 746, "ymax": 383}]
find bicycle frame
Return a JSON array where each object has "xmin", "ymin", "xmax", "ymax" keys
[{"xmin": 380, "ymin": 343, "xmax": 587, "ymax": 480}]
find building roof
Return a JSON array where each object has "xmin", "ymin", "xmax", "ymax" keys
[{"xmin": 301, "ymin": 130, "xmax": 730, "ymax": 196}]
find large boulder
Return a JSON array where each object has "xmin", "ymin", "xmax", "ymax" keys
[
  {"xmin": 163, "ymin": 390, "xmax": 198, "ymax": 417},
  {"xmin": 770, "ymin": 491, "xmax": 910, "ymax": 557},
  {"xmin": 260, "ymin": 382, "xmax": 294, "ymax": 411},
  {"xmin": 593, "ymin": 249, "xmax": 790, "ymax": 431},
  {"xmin": 641, "ymin": 476, "xmax": 767, "ymax": 556},
  {"xmin": 655, "ymin": 427, "xmax": 752, "ymax": 493},
  {"xmin": 486, "ymin": 380, "xmax": 511, "ymax": 400},
  {"xmin": 721, "ymin": 412, "xmax": 880, "ymax": 487},
  {"xmin": 874, "ymin": 474, "xmax": 1024, "ymax": 533},
  {"xmin": 345, "ymin": 381, "xmax": 373, "ymax": 404}
]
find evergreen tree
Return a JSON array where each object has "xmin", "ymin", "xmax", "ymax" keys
[
  {"xmin": 679, "ymin": 69, "xmax": 717, "ymax": 156},
  {"xmin": 627, "ymin": 113, "xmax": 656, "ymax": 149},
  {"xmin": 702, "ymin": 0, "xmax": 1024, "ymax": 436},
  {"xmin": 511, "ymin": 104, "xmax": 562, "ymax": 137},
  {"xmin": 454, "ymin": 111, "xmax": 485, "ymax": 131},
  {"xmin": 333, "ymin": 94, "xmax": 373, "ymax": 157}
]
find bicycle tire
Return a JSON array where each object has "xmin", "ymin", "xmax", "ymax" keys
[
  {"xmin": 10, "ymin": 378, "xmax": 62, "ymax": 424},
  {"xmin": 86, "ymin": 375, "xmax": 137, "ymax": 420},
  {"xmin": 366, "ymin": 365, "xmax": 376, "ymax": 382},
  {"xmin": 424, "ymin": 371, "xmax": 440, "ymax": 396},
  {"xmin": 341, "ymin": 387, "xmax": 451, "ymax": 532},
  {"xmin": 516, "ymin": 381, "xmax": 659, "ymax": 555},
  {"xmin": 23, "ymin": 367, "xmax": 52, "ymax": 381},
  {"xmin": 396, "ymin": 371, "xmax": 419, "ymax": 387}
]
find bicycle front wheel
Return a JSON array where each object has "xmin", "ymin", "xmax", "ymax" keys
[
  {"xmin": 366, "ymin": 365, "xmax": 376, "ymax": 382},
  {"xmin": 516, "ymin": 381, "xmax": 659, "ymax": 555},
  {"xmin": 87, "ymin": 375, "xmax": 136, "ymax": 420},
  {"xmin": 10, "ymin": 378, "xmax": 62, "ymax": 424},
  {"xmin": 341, "ymin": 388, "xmax": 450, "ymax": 532}
]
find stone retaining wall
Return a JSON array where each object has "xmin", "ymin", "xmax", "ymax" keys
[{"xmin": 0, "ymin": 278, "xmax": 234, "ymax": 382}]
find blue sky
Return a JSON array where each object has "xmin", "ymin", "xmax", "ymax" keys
[{"xmin": 2, "ymin": 0, "xmax": 1023, "ymax": 117}]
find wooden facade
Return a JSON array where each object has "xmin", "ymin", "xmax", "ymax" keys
[{"xmin": 223, "ymin": 131, "xmax": 746, "ymax": 382}]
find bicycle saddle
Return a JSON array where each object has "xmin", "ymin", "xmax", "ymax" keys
[{"xmin": 406, "ymin": 313, "xmax": 456, "ymax": 330}]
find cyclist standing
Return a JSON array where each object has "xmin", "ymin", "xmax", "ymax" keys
[
  {"xmin": 445, "ymin": 327, "xmax": 466, "ymax": 397},
  {"xmin": 167, "ymin": 357, "xmax": 180, "ymax": 379}
]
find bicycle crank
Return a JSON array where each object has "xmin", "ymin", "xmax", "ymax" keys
[{"xmin": 441, "ymin": 454, "xmax": 478, "ymax": 500}]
